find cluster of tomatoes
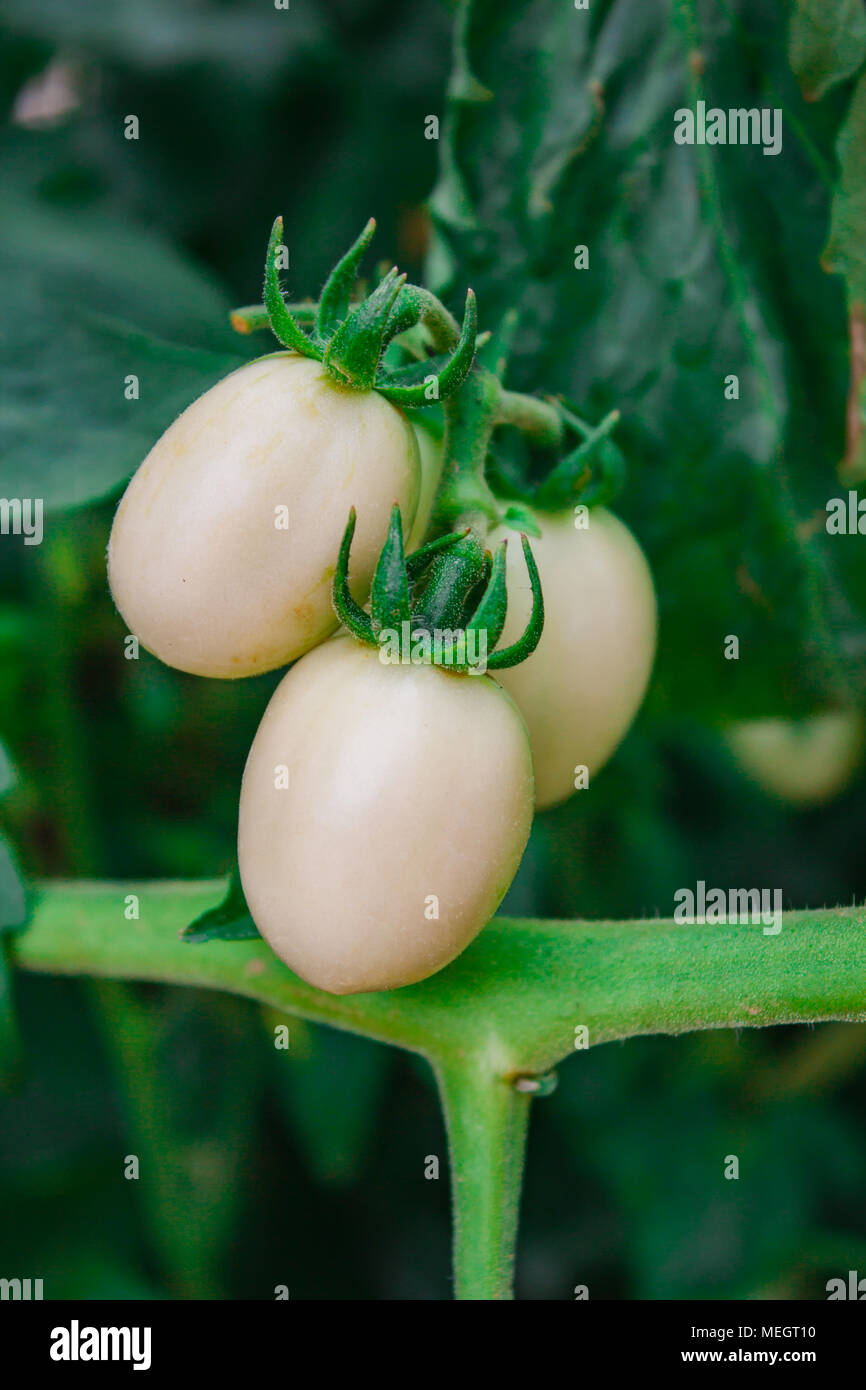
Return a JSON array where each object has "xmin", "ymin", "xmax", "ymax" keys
[{"xmin": 108, "ymin": 271, "xmax": 657, "ymax": 995}]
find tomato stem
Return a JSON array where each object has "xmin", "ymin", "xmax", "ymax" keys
[
  {"xmin": 13, "ymin": 886, "xmax": 866, "ymax": 1299},
  {"xmin": 229, "ymin": 303, "xmax": 314, "ymax": 334},
  {"xmin": 433, "ymin": 1055, "xmax": 531, "ymax": 1301},
  {"xmin": 495, "ymin": 389, "xmax": 564, "ymax": 448},
  {"xmin": 433, "ymin": 366, "xmax": 502, "ymax": 533}
]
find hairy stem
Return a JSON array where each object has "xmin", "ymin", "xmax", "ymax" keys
[
  {"xmin": 434, "ymin": 367, "xmax": 502, "ymax": 533},
  {"xmin": 14, "ymin": 883, "xmax": 866, "ymax": 1072},
  {"xmin": 12, "ymin": 882, "xmax": 866, "ymax": 1301},
  {"xmin": 230, "ymin": 303, "xmax": 316, "ymax": 334},
  {"xmin": 433, "ymin": 1055, "xmax": 530, "ymax": 1299},
  {"xmin": 496, "ymin": 389, "xmax": 564, "ymax": 447}
]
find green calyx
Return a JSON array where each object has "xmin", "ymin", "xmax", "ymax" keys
[
  {"xmin": 532, "ymin": 400, "xmax": 625, "ymax": 511},
  {"xmin": 261, "ymin": 215, "xmax": 477, "ymax": 404},
  {"xmin": 333, "ymin": 506, "xmax": 543, "ymax": 674}
]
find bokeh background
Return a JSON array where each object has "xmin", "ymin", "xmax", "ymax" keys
[{"xmin": 1, "ymin": 0, "xmax": 866, "ymax": 1299}]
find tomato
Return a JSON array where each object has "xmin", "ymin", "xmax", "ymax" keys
[
  {"xmin": 407, "ymin": 423, "xmax": 444, "ymax": 551},
  {"xmin": 237, "ymin": 636, "xmax": 533, "ymax": 993},
  {"xmin": 488, "ymin": 506, "xmax": 657, "ymax": 809},
  {"xmin": 725, "ymin": 711, "xmax": 865, "ymax": 806},
  {"xmin": 108, "ymin": 354, "xmax": 420, "ymax": 678}
]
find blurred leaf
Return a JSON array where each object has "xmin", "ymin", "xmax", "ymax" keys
[
  {"xmin": 91, "ymin": 983, "xmax": 263, "ymax": 1298},
  {"xmin": 0, "ymin": 740, "xmax": 26, "ymax": 934},
  {"xmin": 182, "ymin": 867, "xmax": 260, "ymax": 943},
  {"xmin": 823, "ymin": 70, "xmax": 866, "ymax": 302},
  {"xmin": 0, "ymin": 740, "xmax": 14, "ymax": 801},
  {"xmin": 788, "ymin": 0, "xmax": 866, "ymax": 102},
  {"xmin": 0, "ymin": 738, "xmax": 22, "ymax": 1085},
  {"xmin": 0, "ymin": 838, "xmax": 26, "ymax": 932},
  {"xmin": 552, "ymin": 1033, "xmax": 866, "ymax": 1297},
  {"xmin": 0, "ymin": 941, "xmax": 21, "ymax": 1090},
  {"xmin": 274, "ymin": 1024, "xmax": 389, "ymax": 1187},
  {"xmin": 0, "ymin": 191, "xmax": 247, "ymax": 510},
  {"xmin": 430, "ymin": 0, "xmax": 865, "ymax": 720},
  {"xmin": 0, "ymin": 0, "xmax": 325, "ymax": 74}
]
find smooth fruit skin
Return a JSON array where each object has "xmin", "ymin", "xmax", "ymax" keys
[
  {"xmin": 489, "ymin": 507, "xmax": 657, "ymax": 810},
  {"xmin": 237, "ymin": 637, "xmax": 534, "ymax": 994},
  {"xmin": 725, "ymin": 711, "xmax": 865, "ymax": 806},
  {"xmin": 108, "ymin": 354, "xmax": 420, "ymax": 678},
  {"xmin": 406, "ymin": 423, "xmax": 444, "ymax": 550}
]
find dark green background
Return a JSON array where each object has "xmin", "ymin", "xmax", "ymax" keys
[{"xmin": 1, "ymin": 0, "xmax": 865, "ymax": 1299}]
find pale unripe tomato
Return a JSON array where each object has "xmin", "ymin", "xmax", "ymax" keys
[
  {"xmin": 489, "ymin": 507, "xmax": 657, "ymax": 810},
  {"xmin": 406, "ymin": 423, "xmax": 444, "ymax": 550},
  {"xmin": 108, "ymin": 354, "xmax": 420, "ymax": 678},
  {"xmin": 725, "ymin": 711, "xmax": 865, "ymax": 806},
  {"xmin": 237, "ymin": 637, "xmax": 533, "ymax": 994}
]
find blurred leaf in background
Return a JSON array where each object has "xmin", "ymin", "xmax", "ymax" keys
[{"xmin": 431, "ymin": 0, "xmax": 866, "ymax": 720}]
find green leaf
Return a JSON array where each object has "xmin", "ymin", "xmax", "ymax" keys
[
  {"xmin": 430, "ymin": 0, "xmax": 865, "ymax": 722},
  {"xmin": 0, "ymin": 192, "xmax": 247, "ymax": 511},
  {"xmin": 90, "ymin": 982, "xmax": 263, "ymax": 1298},
  {"xmin": 181, "ymin": 869, "xmax": 260, "ymax": 944},
  {"xmin": 0, "ymin": 935, "xmax": 21, "ymax": 1091},
  {"xmin": 0, "ymin": 838, "xmax": 27, "ymax": 934},
  {"xmin": 823, "ymin": 69, "xmax": 866, "ymax": 302},
  {"xmin": 788, "ymin": 0, "xmax": 866, "ymax": 102},
  {"xmin": 0, "ymin": 742, "xmax": 13, "ymax": 798},
  {"xmin": 273, "ymin": 1024, "xmax": 389, "ymax": 1188},
  {"xmin": 0, "ymin": 741, "xmax": 26, "ymax": 937},
  {"xmin": 0, "ymin": 0, "xmax": 326, "ymax": 73},
  {"xmin": 0, "ymin": 742, "xmax": 23, "ymax": 1087}
]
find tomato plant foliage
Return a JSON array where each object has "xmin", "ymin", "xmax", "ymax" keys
[{"xmin": 430, "ymin": 0, "xmax": 866, "ymax": 723}]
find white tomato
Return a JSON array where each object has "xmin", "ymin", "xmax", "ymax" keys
[
  {"xmin": 108, "ymin": 354, "xmax": 420, "ymax": 678},
  {"xmin": 489, "ymin": 507, "xmax": 657, "ymax": 809},
  {"xmin": 407, "ymin": 423, "xmax": 444, "ymax": 551},
  {"xmin": 237, "ymin": 636, "xmax": 534, "ymax": 993},
  {"xmin": 725, "ymin": 711, "xmax": 865, "ymax": 806}
]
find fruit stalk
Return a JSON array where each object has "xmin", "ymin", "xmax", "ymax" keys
[
  {"xmin": 433, "ymin": 366, "xmax": 502, "ymax": 533},
  {"xmin": 495, "ymin": 388, "xmax": 564, "ymax": 448}
]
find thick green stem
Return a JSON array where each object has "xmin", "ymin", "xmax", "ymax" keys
[
  {"xmin": 496, "ymin": 389, "xmax": 564, "ymax": 448},
  {"xmin": 434, "ymin": 367, "xmax": 502, "ymax": 533},
  {"xmin": 12, "ymin": 883, "xmax": 866, "ymax": 1069},
  {"xmin": 434, "ymin": 1056, "xmax": 531, "ymax": 1299},
  {"xmin": 11, "ymin": 882, "xmax": 866, "ymax": 1300}
]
